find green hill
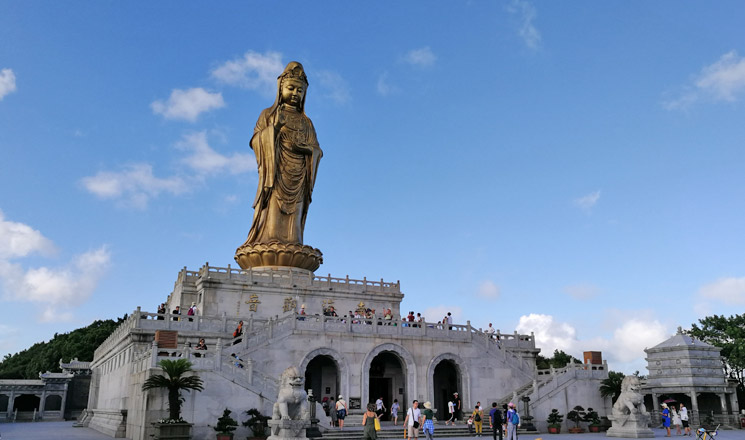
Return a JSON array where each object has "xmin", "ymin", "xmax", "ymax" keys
[{"xmin": 0, "ymin": 315, "xmax": 126, "ymax": 379}]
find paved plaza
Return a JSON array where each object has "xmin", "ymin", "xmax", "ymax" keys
[{"xmin": 0, "ymin": 421, "xmax": 742, "ymax": 440}]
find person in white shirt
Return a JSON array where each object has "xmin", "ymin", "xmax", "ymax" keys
[
  {"xmin": 679, "ymin": 403, "xmax": 690, "ymax": 436},
  {"xmin": 404, "ymin": 400, "xmax": 424, "ymax": 439},
  {"xmin": 486, "ymin": 323, "xmax": 495, "ymax": 336},
  {"xmin": 447, "ymin": 400, "xmax": 455, "ymax": 425},
  {"xmin": 376, "ymin": 396, "xmax": 386, "ymax": 418}
]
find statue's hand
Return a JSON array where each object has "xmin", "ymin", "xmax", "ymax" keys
[{"xmin": 275, "ymin": 108, "xmax": 286, "ymax": 130}]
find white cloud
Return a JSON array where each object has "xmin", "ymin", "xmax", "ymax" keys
[
  {"xmin": 151, "ymin": 88, "xmax": 225, "ymax": 122},
  {"xmin": 573, "ymin": 190, "xmax": 601, "ymax": 212},
  {"xmin": 0, "ymin": 213, "xmax": 110, "ymax": 323},
  {"xmin": 314, "ymin": 70, "xmax": 351, "ymax": 105},
  {"xmin": 698, "ymin": 277, "xmax": 745, "ymax": 305},
  {"xmin": 0, "ymin": 324, "xmax": 20, "ymax": 353},
  {"xmin": 517, "ymin": 312, "xmax": 670, "ymax": 372},
  {"xmin": 563, "ymin": 283, "xmax": 600, "ymax": 300},
  {"xmin": 422, "ymin": 305, "xmax": 463, "ymax": 324},
  {"xmin": 176, "ymin": 131, "xmax": 255, "ymax": 176},
  {"xmin": 477, "ymin": 280, "xmax": 501, "ymax": 300},
  {"xmin": 0, "ymin": 210, "xmax": 57, "ymax": 259},
  {"xmin": 81, "ymin": 163, "xmax": 186, "ymax": 209},
  {"xmin": 507, "ymin": 0, "xmax": 542, "ymax": 50},
  {"xmin": 403, "ymin": 47, "xmax": 437, "ymax": 67},
  {"xmin": 664, "ymin": 51, "xmax": 745, "ymax": 110},
  {"xmin": 517, "ymin": 313, "xmax": 578, "ymax": 354},
  {"xmin": 376, "ymin": 71, "xmax": 398, "ymax": 96},
  {"xmin": 0, "ymin": 68, "xmax": 17, "ymax": 100},
  {"xmin": 211, "ymin": 50, "xmax": 284, "ymax": 94}
]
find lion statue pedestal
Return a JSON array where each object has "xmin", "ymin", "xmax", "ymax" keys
[
  {"xmin": 606, "ymin": 376, "xmax": 654, "ymax": 438},
  {"xmin": 268, "ymin": 366, "xmax": 311, "ymax": 440}
]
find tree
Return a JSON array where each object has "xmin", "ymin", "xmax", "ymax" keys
[
  {"xmin": 688, "ymin": 314, "xmax": 745, "ymax": 401},
  {"xmin": 142, "ymin": 359, "xmax": 204, "ymax": 421},
  {"xmin": 599, "ymin": 371, "xmax": 625, "ymax": 404},
  {"xmin": 536, "ymin": 349, "xmax": 582, "ymax": 370}
]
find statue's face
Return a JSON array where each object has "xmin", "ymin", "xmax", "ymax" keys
[{"xmin": 281, "ymin": 79, "xmax": 305, "ymax": 108}]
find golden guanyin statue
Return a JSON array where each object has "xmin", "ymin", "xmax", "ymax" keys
[{"xmin": 235, "ymin": 62, "xmax": 324, "ymax": 271}]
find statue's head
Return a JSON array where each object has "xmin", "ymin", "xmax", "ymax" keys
[
  {"xmin": 621, "ymin": 375, "xmax": 641, "ymax": 392},
  {"xmin": 277, "ymin": 62, "xmax": 308, "ymax": 111},
  {"xmin": 280, "ymin": 366, "xmax": 304, "ymax": 388}
]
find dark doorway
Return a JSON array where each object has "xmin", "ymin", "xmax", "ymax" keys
[
  {"xmin": 369, "ymin": 351, "xmax": 405, "ymax": 421},
  {"xmin": 14, "ymin": 394, "xmax": 40, "ymax": 411},
  {"xmin": 305, "ymin": 355, "xmax": 339, "ymax": 406},
  {"xmin": 433, "ymin": 359, "xmax": 460, "ymax": 420}
]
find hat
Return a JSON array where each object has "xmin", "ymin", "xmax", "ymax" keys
[
  {"xmin": 424, "ymin": 401, "xmax": 432, "ymax": 409},
  {"xmin": 661, "ymin": 403, "xmax": 668, "ymax": 408},
  {"xmin": 508, "ymin": 402, "xmax": 515, "ymax": 408},
  {"xmin": 302, "ymin": 304, "xmax": 306, "ymax": 308},
  {"xmin": 454, "ymin": 392, "xmax": 459, "ymax": 395},
  {"xmin": 339, "ymin": 395, "xmax": 343, "ymax": 399},
  {"xmin": 191, "ymin": 302, "xmax": 196, "ymax": 306}
]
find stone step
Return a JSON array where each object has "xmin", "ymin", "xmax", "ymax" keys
[{"xmin": 320, "ymin": 422, "xmax": 538, "ymax": 440}]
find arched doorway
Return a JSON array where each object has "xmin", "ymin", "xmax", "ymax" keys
[
  {"xmin": 45, "ymin": 394, "xmax": 63, "ymax": 411},
  {"xmin": 305, "ymin": 355, "xmax": 339, "ymax": 413},
  {"xmin": 433, "ymin": 359, "xmax": 460, "ymax": 421},
  {"xmin": 369, "ymin": 351, "xmax": 406, "ymax": 421},
  {"xmin": 14, "ymin": 394, "xmax": 40, "ymax": 412}
]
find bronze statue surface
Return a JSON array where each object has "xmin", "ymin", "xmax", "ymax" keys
[{"xmin": 235, "ymin": 62, "xmax": 323, "ymax": 271}]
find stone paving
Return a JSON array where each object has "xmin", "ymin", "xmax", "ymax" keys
[{"xmin": 0, "ymin": 420, "xmax": 742, "ymax": 440}]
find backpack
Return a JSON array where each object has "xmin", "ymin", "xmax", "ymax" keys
[
  {"xmin": 187, "ymin": 307, "xmax": 195, "ymax": 316},
  {"xmin": 474, "ymin": 412, "xmax": 481, "ymax": 422},
  {"xmin": 510, "ymin": 411, "xmax": 520, "ymax": 425}
]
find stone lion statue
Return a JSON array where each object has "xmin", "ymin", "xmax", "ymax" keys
[
  {"xmin": 272, "ymin": 366, "xmax": 310, "ymax": 421},
  {"xmin": 612, "ymin": 376, "xmax": 648, "ymax": 416}
]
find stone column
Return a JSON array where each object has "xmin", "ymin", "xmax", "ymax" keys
[
  {"xmin": 718, "ymin": 393, "xmax": 728, "ymax": 413},
  {"xmin": 690, "ymin": 391, "xmax": 699, "ymax": 425},
  {"xmin": 7, "ymin": 389, "xmax": 15, "ymax": 419},
  {"xmin": 651, "ymin": 393, "xmax": 659, "ymax": 412},
  {"xmin": 39, "ymin": 390, "xmax": 47, "ymax": 418}
]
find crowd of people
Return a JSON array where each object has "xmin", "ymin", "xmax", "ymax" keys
[
  {"xmin": 343, "ymin": 393, "xmax": 521, "ymax": 440},
  {"xmin": 661, "ymin": 402, "xmax": 691, "ymax": 437}
]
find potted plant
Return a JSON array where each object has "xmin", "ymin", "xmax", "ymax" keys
[
  {"xmin": 566, "ymin": 405, "xmax": 586, "ymax": 434},
  {"xmin": 244, "ymin": 408, "xmax": 270, "ymax": 440},
  {"xmin": 214, "ymin": 408, "xmax": 239, "ymax": 440},
  {"xmin": 584, "ymin": 408, "xmax": 601, "ymax": 432},
  {"xmin": 546, "ymin": 409, "xmax": 563, "ymax": 434},
  {"xmin": 142, "ymin": 359, "xmax": 204, "ymax": 439}
]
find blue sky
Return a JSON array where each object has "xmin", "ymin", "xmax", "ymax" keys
[{"xmin": 1, "ymin": 1, "xmax": 744, "ymax": 374}]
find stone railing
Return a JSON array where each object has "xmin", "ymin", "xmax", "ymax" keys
[
  {"xmin": 135, "ymin": 307, "xmax": 244, "ymax": 333},
  {"xmin": 187, "ymin": 263, "xmax": 401, "ymax": 294},
  {"xmin": 93, "ymin": 313, "xmax": 140, "ymax": 360}
]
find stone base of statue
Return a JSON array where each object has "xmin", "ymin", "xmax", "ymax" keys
[
  {"xmin": 235, "ymin": 242, "xmax": 323, "ymax": 272},
  {"xmin": 606, "ymin": 414, "xmax": 654, "ymax": 438},
  {"xmin": 268, "ymin": 419, "xmax": 310, "ymax": 440}
]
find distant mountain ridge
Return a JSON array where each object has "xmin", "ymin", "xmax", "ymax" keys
[{"xmin": 0, "ymin": 315, "xmax": 126, "ymax": 379}]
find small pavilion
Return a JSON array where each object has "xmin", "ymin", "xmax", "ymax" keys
[{"xmin": 643, "ymin": 327, "xmax": 740, "ymax": 427}]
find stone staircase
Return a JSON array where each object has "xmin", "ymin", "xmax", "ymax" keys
[{"xmin": 320, "ymin": 421, "xmax": 536, "ymax": 440}]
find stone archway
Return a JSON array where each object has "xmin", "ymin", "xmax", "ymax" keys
[
  {"xmin": 14, "ymin": 394, "xmax": 40, "ymax": 412},
  {"xmin": 361, "ymin": 343, "xmax": 417, "ymax": 414},
  {"xmin": 45, "ymin": 394, "xmax": 63, "ymax": 411},
  {"xmin": 427, "ymin": 353, "xmax": 470, "ymax": 419},
  {"xmin": 300, "ymin": 348, "xmax": 350, "ymax": 406}
]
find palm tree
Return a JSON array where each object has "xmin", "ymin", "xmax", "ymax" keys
[
  {"xmin": 599, "ymin": 371, "xmax": 625, "ymax": 404},
  {"xmin": 142, "ymin": 359, "xmax": 204, "ymax": 421}
]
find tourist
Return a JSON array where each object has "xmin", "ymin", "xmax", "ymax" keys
[
  {"xmin": 407, "ymin": 311, "xmax": 416, "ymax": 327},
  {"xmin": 489, "ymin": 402, "xmax": 503, "ymax": 440},
  {"xmin": 187, "ymin": 302, "xmax": 197, "ymax": 322},
  {"xmin": 472, "ymin": 404, "xmax": 483, "ymax": 436},
  {"xmin": 672, "ymin": 406, "xmax": 682, "ymax": 435},
  {"xmin": 446, "ymin": 399, "xmax": 455, "ymax": 425},
  {"xmin": 336, "ymin": 395, "xmax": 347, "ymax": 430},
  {"xmin": 417, "ymin": 313, "xmax": 424, "ymax": 327},
  {"xmin": 661, "ymin": 403, "xmax": 671, "ymax": 437},
  {"xmin": 467, "ymin": 415, "xmax": 474, "ymax": 435},
  {"xmin": 299, "ymin": 304, "xmax": 306, "ymax": 321},
  {"xmin": 329, "ymin": 397, "xmax": 337, "ymax": 427},
  {"xmin": 391, "ymin": 399, "xmax": 400, "ymax": 425},
  {"xmin": 233, "ymin": 320, "xmax": 244, "ymax": 344},
  {"xmin": 376, "ymin": 396, "xmax": 386, "ymax": 419},
  {"xmin": 447, "ymin": 312, "xmax": 453, "ymax": 329},
  {"xmin": 486, "ymin": 323, "xmax": 495, "ymax": 337},
  {"xmin": 404, "ymin": 399, "xmax": 423, "ymax": 440},
  {"xmin": 157, "ymin": 303, "xmax": 166, "ymax": 320},
  {"xmin": 505, "ymin": 402, "xmax": 519, "ymax": 440},
  {"xmin": 171, "ymin": 305, "xmax": 181, "ymax": 321},
  {"xmin": 362, "ymin": 403, "xmax": 378, "ymax": 440},
  {"xmin": 680, "ymin": 403, "xmax": 690, "ymax": 436},
  {"xmin": 194, "ymin": 338, "xmax": 207, "ymax": 357},
  {"xmin": 231, "ymin": 353, "xmax": 243, "ymax": 368},
  {"xmin": 453, "ymin": 392, "xmax": 462, "ymax": 421},
  {"xmin": 422, "ymin": 401, "xmax": 435, "ymax": 440}
]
